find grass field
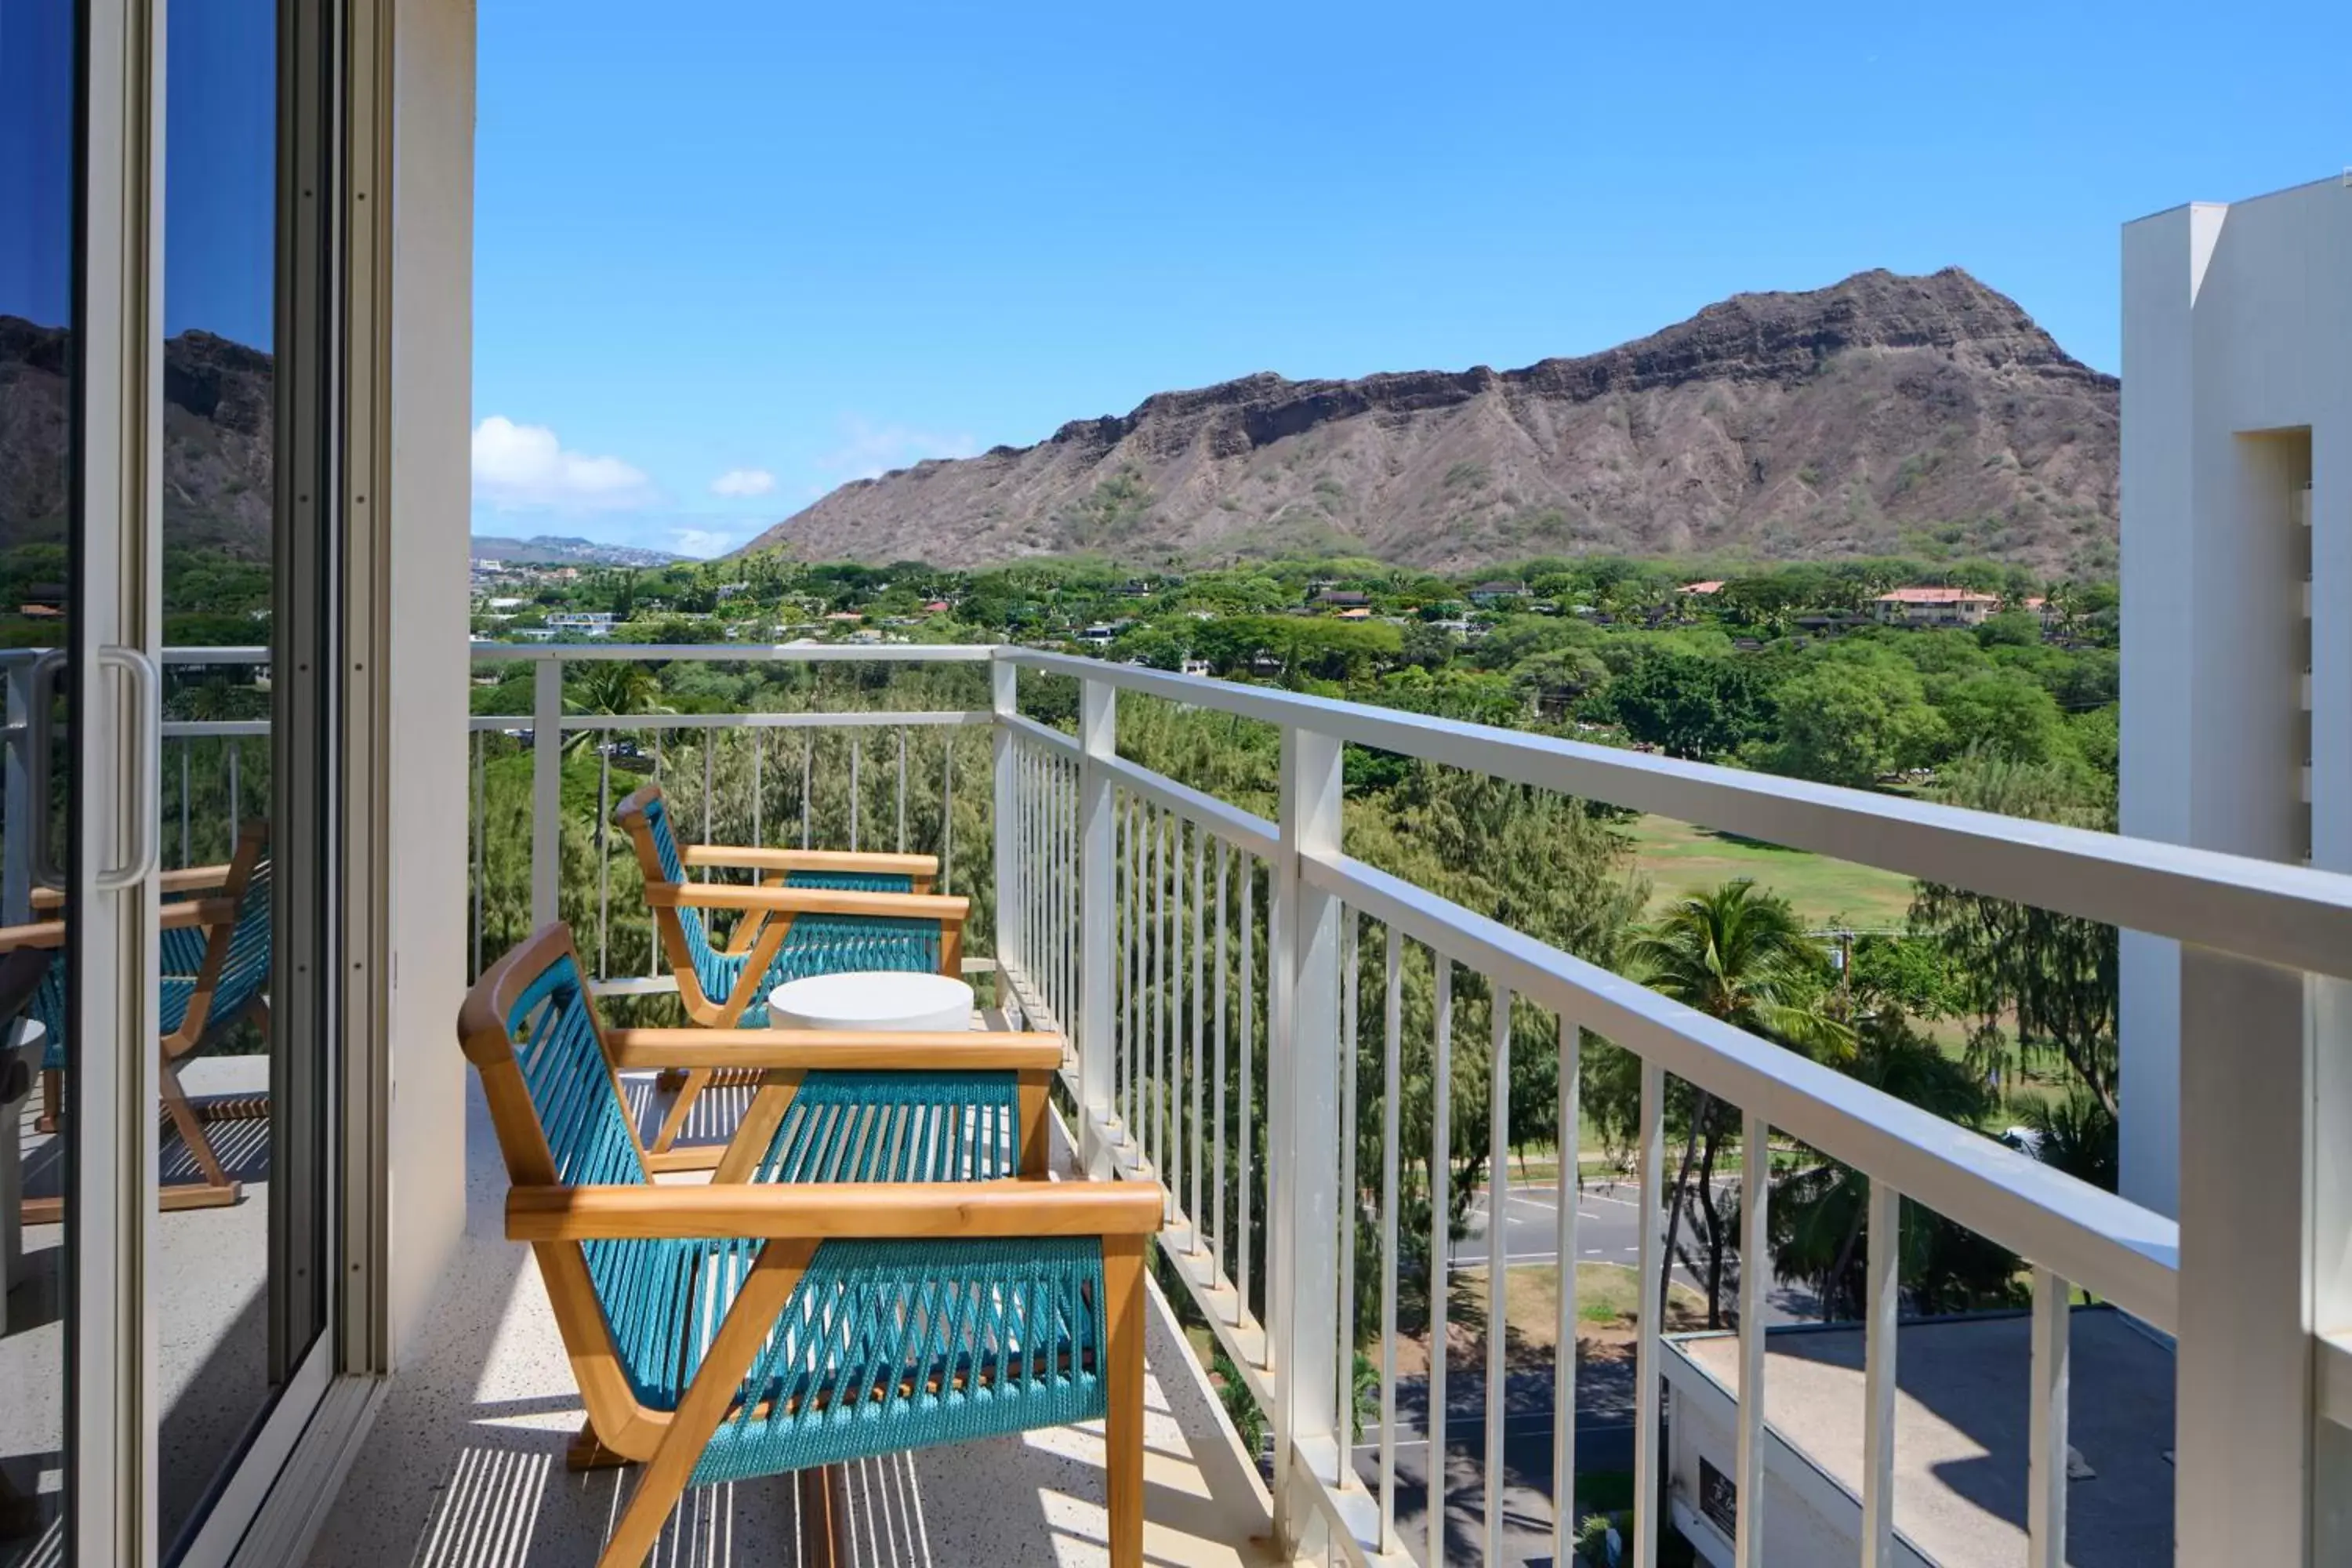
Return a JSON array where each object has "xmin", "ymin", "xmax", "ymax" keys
[{"xmin": 1617, "ymin": 813, "xmax": 1918, "ymax": 931}]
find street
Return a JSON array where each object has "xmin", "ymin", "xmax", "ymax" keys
[
  {"xmin": 1323, "ymin": 1174, "xmax": 1825, "ymax": 1563},
  {"xmin": 1448, "ymin": 1173, "xmax": 1822, "ymax": 1326}
]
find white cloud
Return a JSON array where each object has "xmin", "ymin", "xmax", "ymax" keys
[
  {"xmin": 815, "ymin": 418, "xmax": 980, "ymax": 485},
  {"xmin": 671, "ymin": 528, "xmax": 738, "ymax": 559},
  {"xmin": 471, "ymin": 416, "xmax": 655, "ymax": 511},
  {"xmin": 710, "ymin": 467, "xmax": 777, "ymax": 499}
]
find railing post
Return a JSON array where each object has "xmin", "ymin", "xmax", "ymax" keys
[
  {"xmin": 1077, "ymin": 675, "xmax": 1117, "ymax": 1178},
  {"xmin": 989, "ymin": 658, "xmax": 1019, "ymax": 1008},
  {"xmin": 1269, "ymin": 721, "xmax": 1341, "ymax": 1557},
  {"xmin": 2173, "ymin": 946, "xmax": 2321, "ymax": 1563},
  {"xmin": 531, "ymin": 656, "xmax": 562, "ymax": 929}
]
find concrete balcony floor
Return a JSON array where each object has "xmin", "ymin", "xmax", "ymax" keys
[{"xmin": 307, "ymin": 1056, "xmax": 1280, "ymax": 1567}]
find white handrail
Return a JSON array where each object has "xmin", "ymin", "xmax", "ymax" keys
[
  {"xmin": 471, "ymin": 640, "xmax": 998, "ymax": 663},
  {"xmin": 1001, "ymin": 648, "xmax": 2352, "ymax": 982},
  {"xmin": 1301, "ymin": 841, "xmax": 2179, "ymax": 1327}
]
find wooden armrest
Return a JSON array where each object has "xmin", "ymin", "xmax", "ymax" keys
[
  {"xmin": 604, "ymin": 1026, "xmax": 1063, "ymax": 1072},
  {"xmin": 506, "ymin": 1179, "xmax": 1164, "ymax": 1241},
  {"xmin": 160, "ymin": 897, "xmax": 237, "ymax": 931},
  {"xmin": 0, "ymin": 920, "xmax": 64, "ymax": 952},
  {"xmin": 31, "ymin": 861, "xmax": 236, "ymax": 913},
  {"xmin": 681, "ymin": 844, "xmax": 939, "ymax": 878},
  {"xmin": 655, "ymin": 884, "xmax": 969, "ymax": 923}
]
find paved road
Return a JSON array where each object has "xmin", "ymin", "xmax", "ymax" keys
[
  {"xmin": 1353, "ymin": 1361, "xmax": 1635, "ymax": 1566},
  {"xmin": 1330, "ymin": 1175, "xmax": 1823, "ymax": 1563},
  {"xmin": 1448, "ymin": 1174, "xmax": 1822, "ymax": 1326}
]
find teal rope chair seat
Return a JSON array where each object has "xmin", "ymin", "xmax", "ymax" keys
[
  {"xmin": 756, "ymin": 1069, "xmax": 1022, "ymax": 1184},
  {"xmin": 687, "ymin": 1234, "xmax": 1107, "ymax": 1483}
]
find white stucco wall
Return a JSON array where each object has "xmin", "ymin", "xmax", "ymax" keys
[
  {"xmin": 2118, "ymin": 177, "xmax": 2352, "ymax": 1219},
  {"xmin": 383, "ymin": 0, "xmax": 474, "ymax": 1363},
  {"xmin": 1661, "ymin": 1348, "xmax": 1933, "ymax": 1568}
]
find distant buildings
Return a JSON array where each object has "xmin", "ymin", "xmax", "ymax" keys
[
  {"xmin": 1871, "ymin": 586, "xmax": 2001, "ymax": 627},
  {"xmin": 545, "ymin": 611, "xmax": 615, "ymax": 637},
  {"xmin": 1467, "ymin": 579, "xmax": 1526, "ymax": 605}
]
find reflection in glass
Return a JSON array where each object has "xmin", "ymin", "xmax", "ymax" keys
[
  {"xmin": 0, "ymin": 0, "xmax": 78, "ymax": 1558},
  {"xmin": 157, "ymin": 0, "xmax": 292, "ymax": 1552}
]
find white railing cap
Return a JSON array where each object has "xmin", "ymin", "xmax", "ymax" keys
[{"xmin": 1003, "ymin": 648, "xmax": 2352, "ymax": 982}]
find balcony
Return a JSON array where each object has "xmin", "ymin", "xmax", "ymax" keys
[{"xmin": 96, "ymin": 641, "xmax": 2352, "ymax": 1565}]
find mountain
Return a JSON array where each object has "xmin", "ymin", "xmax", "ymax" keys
[
  {"xmin": 741, "ymin": 269, "xmax": 2120, "ymax": 574},
  {"xmin": 470, "ymin": 535, "xmax": 684, "ymax": 568},
  {"xmin": 2, "ymin": 317, "xmax": 277, "ymax": 556}
]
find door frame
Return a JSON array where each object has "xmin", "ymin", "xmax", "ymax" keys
[{"xmin": 73, "ymin": 0, "xmax": 167, "ymax": 1561}]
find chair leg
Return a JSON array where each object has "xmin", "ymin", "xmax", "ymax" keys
[
  {"xmin": 795, "ymin": 1465, "xmax": 848, "ymax": 1568},
  {"xmin": 35, "ymin": 1069, "xmax": 60, "ymax": 1134},
  {"xmin": 597, "ymin": 1240, "xmax": 814, "ymax": 1568},
  {"xmin": 1102, "ymin": 1235, "xmax": 1147, "ymax": 1568},
  {"xmin": 159, "ymin": 1062, "xmax": 234, "ymax": 1194},
  {"xmin": 567, "ymin": 1420, "xmax": 633, "ymax": 1473},
  {"xmin": 648, "ymin": 1068, "xmax": 710, "ymax": 1156}
]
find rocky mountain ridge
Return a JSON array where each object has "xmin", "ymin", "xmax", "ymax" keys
[{"xmin": 743, "ymin": 268, "xmax": 2120, "ymax": 574}]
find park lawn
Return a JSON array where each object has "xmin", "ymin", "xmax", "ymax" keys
[
  {"xmin": 1617, "ymin": 813, "xmax": 1918, "ymax": 931},
  {"xmin": 1405, "ymin": 1263, "xmax": 1709, "ymax": 1375}
]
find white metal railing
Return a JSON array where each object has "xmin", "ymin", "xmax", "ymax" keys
[
  {"xmin": 989, "ymin": 648, "xmax": 2352, "ymax": 1568},
  {"xmin": 464, "ymin": 643, "xmax": 995, "ymax": 989},
  {"xmin": 16, "ymin": 641, "xmax": 2349, "ymax": 1565}
]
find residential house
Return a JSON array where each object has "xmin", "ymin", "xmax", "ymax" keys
[{"xmin": 1871, "ymin": 586, "xmax": 2002, "ymax": 626}]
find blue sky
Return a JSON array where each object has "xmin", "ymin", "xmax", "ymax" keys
[
  {"xmin": 474, "ymin": 0, "xmax": 2351, "ymax": 557},
  {"xmin": 5, "ymin": 2, "xmax": 2346, "ymax": 558}
]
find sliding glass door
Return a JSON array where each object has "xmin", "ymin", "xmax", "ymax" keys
[
  {"xmin": 0, "ymin": 0, "xmax": 89, "ymax": 1558},
  {"xmin": 2, "ymin": 0, "xmax": 347, "ymax": 1562}
]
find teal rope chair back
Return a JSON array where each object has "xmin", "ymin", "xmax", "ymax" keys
[
  {"xmin": 495, "ymin": 941, "xmax": 715, "ymax": 1407},
  {"xmin": 30, "ymin": 869, "xmax": 260, "ymax": 1070},
  {"xmin": 637, "ymin": 792, "xmax": 729, "ymax": 1001},
  {"xmin": 207, "ymin": 862, "xmax": 273, "ymax": 1025},
  {"xmin": 781, "ymin": 869, "xmax": 914, "ymax": 895}
]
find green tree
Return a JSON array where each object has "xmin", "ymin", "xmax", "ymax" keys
[
  {"xmin": 1934, "ymin": 671, "xmax": 2078, "ymax": 771},
  {"xmin": 1613, "ymin": 882, "xmax": 1851, "ymax": 1324},
  {"xmin": 1601, "ymin": 652, "xmax": 1770, "ymax": 760},
  {"xmin": 1907, "ymin": 755, "xmax": 2118, "ymax": 1109},
  {"xmin": 1756, "ymin": 659, "xmax": 1940, "ymax": 787},
  {"xmin": 1975, "ymin": 608, "xmax": 2043, "ymax": 648},
  {"xmin": 562, "ymin": 661, "xmax": 673, "ymax": 755},
  {"xmin": 1762, "ymin": 1014, "xmax": 2017, "ymax": 1319}
]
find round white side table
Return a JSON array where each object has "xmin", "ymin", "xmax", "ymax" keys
[{"xmin": 767, "ymin": 971, "xmax": 974, "ymax": 1034}]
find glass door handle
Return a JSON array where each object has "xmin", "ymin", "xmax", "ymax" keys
[
  {"xmin": 26, "ymin": 648, "xmax": 67, "ymax": 891},
  {"xmin": 94, "ymin": 646, "xmax": 161, "ymax": 891}
]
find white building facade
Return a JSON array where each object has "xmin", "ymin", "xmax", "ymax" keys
[{"xmin": 2119, "ymin": 177, "xmax": 2352, "ymax": 1219}]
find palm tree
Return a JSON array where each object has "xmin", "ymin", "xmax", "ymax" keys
[
  {"xmin": 1763, "ymin": 1014, "xmax": 2008, "ymax": 1319},
  {"xmin": 2015, "ymin": 1089, "xmax": 2118, "ymax": 1191},
  {"xmin": 562, "ymin": 661, "xmax": 671, "ymax": 756},
  {"xmin": 1624, "ymin": 880, "xmax": 1850, "ymax": 1325}
]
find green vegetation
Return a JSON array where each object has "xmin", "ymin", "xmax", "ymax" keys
[
  {"xmin": 19, "ymin": 537, "xmax": 2125, "ymax": 1367},
  {"xmin": 1617, "ymin": 815, "xmax": 1915, "ymax": 927}
]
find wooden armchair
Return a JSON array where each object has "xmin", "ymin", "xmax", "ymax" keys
[
  {"xmin": 461, "ymin": 923, "xmax": 1155, "ymax": 1568},
  {"xmin": 4, "ymin": 822, "xmax": 272, "ymax": 1218},
  {"xmin": 613, "ymin": 782, "xmax": 974, "ymax": 1152}
]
